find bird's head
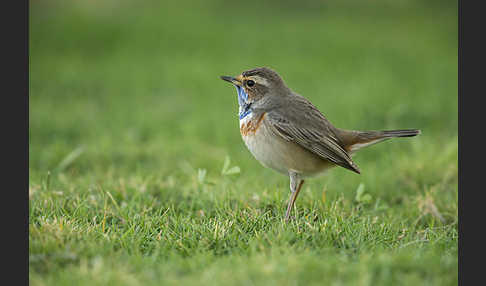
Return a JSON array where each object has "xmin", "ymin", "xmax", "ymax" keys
[{"xmin": 220, "ymin": 67, "xmax": 290, "ymax": 115}]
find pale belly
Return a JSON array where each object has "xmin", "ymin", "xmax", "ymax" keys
[{"xmin": 240, "ymin": 113, "xmax": 334, "ymax": 177}]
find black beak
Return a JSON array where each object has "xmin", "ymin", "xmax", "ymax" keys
[{"xmin": 220, "ymin": 75, "xmax": 241, "ymax": 86}]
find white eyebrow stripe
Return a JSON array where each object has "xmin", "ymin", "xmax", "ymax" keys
[{"xmin": 250, "ymin": 75, "xmax": 269, "ymax": 86}]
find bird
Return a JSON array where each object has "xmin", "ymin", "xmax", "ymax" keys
[{"xmin": 220, "ymin": 67, "xmax": 420, "ymax": 222}]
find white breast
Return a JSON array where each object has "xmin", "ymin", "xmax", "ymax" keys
[
  {"xmin": 239, "ymin": 113, "xmax": 333, "ymax": 177},
  {"xmin": 240, "ymin": 113, "xmax": 288, "ymax": 174}
]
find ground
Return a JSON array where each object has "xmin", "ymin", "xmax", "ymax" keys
[{"xmin": 29, "ymin": 1, "xmax": 457, "ymax": 285}]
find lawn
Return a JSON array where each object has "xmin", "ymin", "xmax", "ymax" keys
[{"xmin": 29, "ymin": 0, "xmax": 458, "ymax": 285}]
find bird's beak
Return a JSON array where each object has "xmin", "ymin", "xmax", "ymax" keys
[
  {"xmin": 220, "ymin": 75, "xmax": 242, "ymax": 86},
  {"xmin": 221, "ymin": 74, "xmax": 249, "ymax": 106}
]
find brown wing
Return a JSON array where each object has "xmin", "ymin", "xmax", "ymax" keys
[{"xmin": 265, "ymin": 96, "xmax": 361, "ymax": 174}]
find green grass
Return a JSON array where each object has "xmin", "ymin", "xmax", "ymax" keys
[{"xmin": 29, "ymin": 0, "xmax": 458, "ymax": 285}]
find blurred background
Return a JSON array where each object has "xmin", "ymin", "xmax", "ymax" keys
[
  {"xmin": 30, "ymin": 0, "xmax": 458, "ymax": 213},
  {"xmin": 30, "ymin": 0, "xmax": 457, "ymax": 181}
]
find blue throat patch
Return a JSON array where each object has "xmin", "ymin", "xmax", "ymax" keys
[
  {"xmin": 235, "ymin": 85, "xmax": 252, "ymax": 119},
  {"xmin": 239, "ymin": 104, "xmax": 252, "ymax": 120}
]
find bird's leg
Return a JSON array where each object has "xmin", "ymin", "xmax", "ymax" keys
[{"xmin": 284, "ymin": 172, "xmax": 304, "ymax": 223}]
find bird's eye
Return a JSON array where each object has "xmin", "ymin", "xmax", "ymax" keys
[{"xmin": 246, "ymin": 80, "xmax": 255, "ymax": 87}]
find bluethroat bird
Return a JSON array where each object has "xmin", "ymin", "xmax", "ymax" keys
[{"xmin": 220, "ymin": 67, "xmax": 420, "ymax": 222}]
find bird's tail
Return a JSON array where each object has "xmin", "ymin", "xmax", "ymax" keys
[
  {"xmin": 379, "ymin": 129, "xmax": 421, "ymax": 138},
  {"xmin": 337, "ymin": 129, "xmax": 421, "ymax": 153}
]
